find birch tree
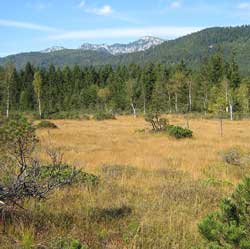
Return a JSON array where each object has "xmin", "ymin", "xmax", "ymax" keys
[
  {"xmin": 4, "ymin": 62, "xmax": 14, "ymax": 118},
  {"xmin": 33, "ymin": 70, "xmax": 43, "ymax": 119}
]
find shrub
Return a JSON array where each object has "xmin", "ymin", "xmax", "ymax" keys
[
  {"xmin": 145, "ymin": 113, "xmax": 168, "ymax": 132},
  {"xmin": 51, "ymin": 237, "xmax": 88, "ymax": 249},
  {"xmin": 0, "ymin": 115, "xmax": 93, "ymax": 209},
  {"xmin": 36, "ymin": 120, "xmax": 58, "ymax": 129},
  {"xmin": 144, "ymin": 113, "xmax": 193, "ymax": 139},
  {"xmin": 198, "ymin": 177, "xmax": 250, "ymax": 249},
  {"xmin": 221, "ymin": 148, "xmax": 243, "ymax": 166},
  {"xmin": 167, "ymin": 125, "xmax": 193, "ymax": 139},
  {"xmin": 94, "ymin": 112, "xmax": 116, "ymax": 121},
  {"xmin": 37, "ymin": 164, "xmax": 99, "ymax": 187}
]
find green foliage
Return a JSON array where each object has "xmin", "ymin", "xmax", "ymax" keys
[
  {"xmin": 51, "ymin": 237, "xmax": 88, "ymax": 249},
  {"xmin": 94, "ymin": 112, "xmax": 116, "ymax": 121},
  {"xmin": 36, "ymin": 120, "xmax": 58, "ymax": 129},
  {"xmin": 0, "ymin": 115, "xmax": 38, "ymax": 161},
  {"xmin": 38, "ymin": 164, "xmax": 99, "ymax": 187},
  {"xmin": 167, "ymin": 125, "xmax": 193, "ymax": 139},
  {"xmin": 198, "ymin": 177, "xmax": 250, "ymax": 248}
]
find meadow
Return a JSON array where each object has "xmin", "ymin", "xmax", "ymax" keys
[{"xmin": 1, "ymin": 115, "xmax": 250, "ymax": 249}]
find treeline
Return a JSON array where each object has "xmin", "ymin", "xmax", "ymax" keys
[{"xmin": 0, "ymin": 53, "xmax": 249, "ymax": 118}]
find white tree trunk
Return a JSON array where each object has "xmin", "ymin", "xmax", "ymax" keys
[
  {"xmin": 225, "ymin": 83, "xmax": 229, "ymax": 113},
  {"xmin": 6, "ymin": 85, "xmax": 9, "ymax": 118},
  {"xmin": 131, "ymin": 102, "xmax": 136, "ymax": 118},
  {"xmin": 229, "ymin": 104, "xmax": 233, "ymax": 121},
  {"xmin": 188, "ymin": 82, "xmax": 192, "ymax": 112},
  {"xmin": 38, "ymin": 98, "xmax": 42, "ymax": 119}
]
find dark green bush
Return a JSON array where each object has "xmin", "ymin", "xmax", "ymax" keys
[
  {"xmin": 38, "ymin": 164, "xmax": 99, "ymax": 187},
  {"xmin": 94, "ymin": 112, "xmax": 116, "ymax": 121},
  {"xmin": 167, "ymin": 125, "xmax": 193, "ymax": 139},
  {"xmin": 198, "ymin": 177, "xmax": 250, "ymax": 249},
  {"xmin": 36, "ymin": 120, "xmax": 58, "ymax": 129}
]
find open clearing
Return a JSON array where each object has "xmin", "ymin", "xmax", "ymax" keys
[
  {"xmin": 27, "ymin": 116, "xmax": 250, "ymax": 249},
  {"xmin": 39, "ymin": 115, "xmax": 250, "ymax": 181},
  {"xmin": 5, "ymin": 116, "xmax": 249, "ymax": 249}
]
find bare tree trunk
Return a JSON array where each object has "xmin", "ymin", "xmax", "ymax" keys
[
  {"xmin": 6, "ymin": 85, "xmax": 9, "ymax": 118},
  {"xmin": 225, "ymin": 83, "xmax": 229, "ymax": 113},
  {"xmin": 175, "ymin": 92, "xmax": 178, "ymax": 113},
  {"xmin": 131, "ymin": 102, "xmax": 136, "ymax": 118},
  {"xmin": 229, "ymin": 104, "xmax": 233, "ymax": 121},
  {"xmin": 38, "ymin": 98, "xmax": 42, "ymax": 119},
  {"xmin": 188, "ymin": 82, "xmax": 192, "ymax": 112}
]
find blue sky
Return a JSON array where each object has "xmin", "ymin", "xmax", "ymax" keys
[{"xmin": 1, "ymin": 0, "xmax": 250, "ymax": 56}]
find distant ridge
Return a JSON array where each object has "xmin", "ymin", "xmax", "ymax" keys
[{"xmin": 2, "ymin": 26, "xmax": 250, "ymax": 74}]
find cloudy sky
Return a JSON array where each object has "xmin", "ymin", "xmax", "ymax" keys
[{"xmin": 1, "ymin": 0, "xmax": 250, "ymax": 56}]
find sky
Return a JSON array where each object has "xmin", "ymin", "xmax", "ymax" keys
[{"xmin": 1, "ymin": 0, "xmax": 250, "ymax": 57}]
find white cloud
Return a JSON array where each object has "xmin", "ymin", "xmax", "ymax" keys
[
  {"xmin": 78, "ymin": 1, "xmax": 113, "ymax": 16},
  {"xmin": 47, "ymin": 26, "xmax": 202, "ymax": 40},
  {"xmin": 91, "ymin": 5, "xmax": 113, "ymax": 15},
  {"xmin": 0, "ymin": 19, "xmax": 56, "ymax": 32},
  {"xmin": 170, "ymin": 1, "xmax": 181, "ymax": 9},
  {"xmin": 237, "ymin": 2, "xmax": 250, "ymax": 9}
]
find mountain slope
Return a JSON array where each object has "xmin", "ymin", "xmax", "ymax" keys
[{"xmin": 1, "ymin": 26, "xmax": 250, "ymax": 73}]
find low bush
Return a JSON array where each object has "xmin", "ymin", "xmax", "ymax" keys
[
  {"xmin": 94, "ymin": 112, "xmax": 116, "ymax": 121},
  {"xmin": 145, "ymin": 113, "xmax": 168, "ymax": 132},
  {"xmin": 39, "ymin": 164, "xmax": 99, "ymax": 187},
  {"xmin": 51, "ymin": 237, "xmax": 88, "ymax": 249},
  {"xmin": 145, "ymin": 113, "xmax": 193, "ymax": 139},
  {"xmin": 167, "ymin": 125, "xmax": 193, "ymax": 139},
  {"xmin": 221, "ymin": 148, "xmax": 243, "ymax": 166},
  {"xmin": 36, "ymin": 120, "xmax": 58, "ymax": 129}
]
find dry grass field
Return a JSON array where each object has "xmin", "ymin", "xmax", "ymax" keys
[{"xmin": 2, "ymin": 115, "xmax": 250, "ymax": 248}]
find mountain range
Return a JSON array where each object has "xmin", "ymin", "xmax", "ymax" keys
[
  {"xmin": 40, "ymin": 36, "xmax": 164, "ymax": 55},
  {"xmin": 1, "ymin": 25, "xmax": 250, "ymax": 73}
]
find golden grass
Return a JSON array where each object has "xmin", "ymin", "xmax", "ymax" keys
[
  {"xmin": 2, "ymin": 115, "xmax": 250, "ymax": 248},
  {"xmin": 38, "ymin": 115, "xmax": 250, "ymax": 181}
]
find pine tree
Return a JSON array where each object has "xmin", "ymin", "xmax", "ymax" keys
[{"xmin": 199, "ymin": 177, "xmax": 250, "ymax": 249}]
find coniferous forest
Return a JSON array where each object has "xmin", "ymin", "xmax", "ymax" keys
[{"xmin": 0, "ymin": 52, "xmax": 248, "ymax": 119}]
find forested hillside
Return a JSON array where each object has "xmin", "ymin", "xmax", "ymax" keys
[
  {"xmin": 0, "ymin": 52, "xmax": 247, "ymax": 118},
  {"xmin": 1, "ymin": 26, "xmax": 250, "ymax": 73}
]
